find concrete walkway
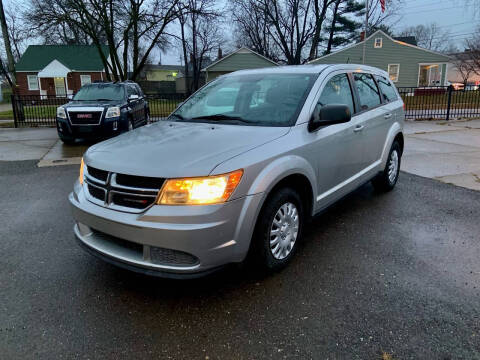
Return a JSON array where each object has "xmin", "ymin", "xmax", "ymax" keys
[
  {"xmin": 402, "ymin": 119, "xmax": 480, "ymax": 191},
  {"xmin": 1, "ymin": 120, "xmax": 480, "ymax": 191},
  {"xmin": 0, "ymin": 128, "xmax": 88, "ymax": 164}
]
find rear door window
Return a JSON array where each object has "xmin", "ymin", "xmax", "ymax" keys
[
  {"xmin": 318, "ymin": 73, "xmax": 355, "ymax": 115},
  {"xmin": 353, "ymin": 73, "xmax": 381, "ymax": 111},
  {"xmin": 376, "ymin": 75, "xmax": 398, "ymax": 102}
]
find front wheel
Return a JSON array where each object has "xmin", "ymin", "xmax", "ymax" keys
[
  {"xmin": 58, "ymin": 133, "xmax": 75, "ymax": 145},
  {"xmin": 249, "ymin": 187, "xmax": 304, "ymax": 272},
  {"xmin": 372, "ymin": 140, "xmax": 401, "ymax": 192}
]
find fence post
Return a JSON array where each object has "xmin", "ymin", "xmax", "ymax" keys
[
  {"xmin": 446, "ymin": 85, "xmax": 453, "ymax": 121},
  {"xmin": 11, "ymin": 94, "xmax": 18, "ymax": 128}
]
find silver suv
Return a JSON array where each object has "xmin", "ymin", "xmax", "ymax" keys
[{"xmin": 70, "ymin": 64, "xmax": 404, "ymax": 277}]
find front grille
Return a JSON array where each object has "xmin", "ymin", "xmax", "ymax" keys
[
  {"xmin": 90, "ymin": 229, "xmax": 199, "ymax": 267},
  {"xmin": 85, "ymin": 166, "xmax": 164, "ymax": 212},
  {"xmin": 69, "ymin": 111, "xmax": 103, "ymax": 125},
  {"xmin": 87, "ymin": 166, "xmax": 108, "ymax": 182},
  {"xmin": 116, "ymin": 173, "xmax": 164, "ymax": 189},
  {"xmin": 91, "ymin": 229, "xmax": 143, "ymax": 254},
  {"xmin": 150, "ymin": 247, "xmax": 199, "ymax": 266}
]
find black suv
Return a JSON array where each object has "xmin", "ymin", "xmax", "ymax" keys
[{"xmin": 56, "ymin": 81, "xmax": 149, "ymax": 143}]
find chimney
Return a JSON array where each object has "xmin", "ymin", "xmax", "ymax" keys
[
  {"xmin": 360, "ymin": 31, "xmax": 365, "ymax": 42},
  {"xmin": 217, "ymin": 48, "xmax": 223, "ymax": 60}
]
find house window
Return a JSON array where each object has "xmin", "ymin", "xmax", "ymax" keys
[
  {"xmin": 388, "ymin": 64, "xmax": 400, "ymax": 82},
  {"xmin": 418, "ymin": 64, "xmax": 442, "ymax": 87},
  {"xmin": 27, "ymin": 75, "xmax": 39, "ymax": 90},
  {"xmin": 80, "ymin": 75, "xmax": 92, "ymax": 87},
  {"xmin": 374, "ymin": 38, "xmax": 383, "ymax": 48}
]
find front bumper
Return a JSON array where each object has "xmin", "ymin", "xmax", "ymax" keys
[
  {"xmin": 57, "ymin": 117, "xmax": 123, "ymax": 139},
  {"xmin": 70, "ymin": 181, "xmax": 264, "ymax": 277}
]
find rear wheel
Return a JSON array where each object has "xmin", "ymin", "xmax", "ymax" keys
[
  {"xmin": 249, "ymin": 187, "xmax": 304, "ymax": 272},
  {"xmin": 372, "ymin": 140, "xmax": 401, "ymax": 192}
]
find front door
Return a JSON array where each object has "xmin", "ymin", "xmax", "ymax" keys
[
  {"xmin": 310, "ymin": 72, "xmax": 365, "ymax": 202},
  {"xmin": 54, "ymin": 77, "xmax": 66, "ymax": 97}
]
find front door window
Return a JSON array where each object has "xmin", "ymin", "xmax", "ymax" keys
[
  {"xmin": 54, "ymin": 77, "xmax": 66, "ymax": 97},
  {"xmin": 419, "ymin": 64, "xmax": 442, "ymax": 87}
]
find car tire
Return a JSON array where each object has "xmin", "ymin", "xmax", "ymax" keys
[
  {"xmin": 249, "ymin": 187, "xmax": 304, "ymax": 272},
  {"xmin": 372, "ymin": 140, "xmax": 401, "ymax": 192},
  {"xmin": 59, "ymin": 133, "xmax": 75, "ymax": 145}
]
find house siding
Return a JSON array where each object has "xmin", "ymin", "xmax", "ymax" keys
[
  {"xmin": 311, "ymin": 33, "xmax": 451, "ymax": 87},
  {"xmin": 16, "ymin": 71, "xmax": 106, "ymax": 96}
]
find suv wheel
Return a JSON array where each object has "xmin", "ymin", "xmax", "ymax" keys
[
  {"xmin": 372, "ymin": 140, "xmax": 401, "ymax": 192},
  {"xmin": 250, "ymin": 187, "xmax": 304, "ymax": 272},
  {"xmin": 59, "ymin": 133, "xmax": 75, "ymax": 145}
]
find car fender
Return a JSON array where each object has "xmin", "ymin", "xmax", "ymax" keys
[
  {"xmin": 380, "ymin": 122, "xmax": 403, "ymax": 169},
  {"xmin": 246, "ymin": 155, "xmax": 317, "ymax": 212}
]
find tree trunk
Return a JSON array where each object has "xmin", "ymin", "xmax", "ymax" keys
[
  {"xmin": 326, "ymin": 0, "xmax": 341, "ymax": 54},
  {"xmin": 0, "ymin": 0, "xmax": 16, "ymax": 88}
]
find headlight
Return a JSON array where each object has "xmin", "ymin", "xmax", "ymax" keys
[
  {"xmin": 105, "ymin": 106, "xmax": 120, "ymax": 118},
  {"xmin": 57, "ymin": 107, "xmax": 67, "ymax": 119},
  {"xmin": 157, "ymin": 170, "xmax": 243, "ymax": 205},
  {"xmin": 79, "ymin": 157, "xmax": 84, "ymax": 185}
]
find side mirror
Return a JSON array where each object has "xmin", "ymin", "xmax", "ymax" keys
[
  {"xmin": 129, "ymin": 94, "xmax": 139, "ymax": 101},
  {"xmin": 308, "ymin": 104, "xmax": 351, "ymax": 132}
]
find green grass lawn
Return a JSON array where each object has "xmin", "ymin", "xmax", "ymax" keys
[
  {"xmin": 0, "ymin": 105, "xmax": 58, "ymax": 120},
  {"xmin": 401, "ymin": 91, "xmax": 480, "ymax": 110}
]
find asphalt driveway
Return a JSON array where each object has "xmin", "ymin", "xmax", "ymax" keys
[{"xmin": 1, "ymin": 161, "xmax": 479, "ymax": 359}]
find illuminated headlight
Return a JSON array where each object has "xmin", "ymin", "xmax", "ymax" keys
[
  {"xmin": 79, "ymin": 157, "xmax": 85, "ymax": 185},
  {"xmin": 57, "ymin": 107, "xmax": 67, "ymax": 119},
  {"xmin": 105, "ymin": 106, "xmax": 120, "ymax": 118},
  {"xmin": 157, "ymin": 170, "xmax": 243, "ymax": 205}
]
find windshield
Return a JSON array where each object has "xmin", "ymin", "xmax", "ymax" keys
[
  {"xmin": 170, "ymin": 73, "xmax": 317, "ymax": 126},
  {"xmin": 73, "ymin": 84, "xmax": 125, "ymax": 101}
]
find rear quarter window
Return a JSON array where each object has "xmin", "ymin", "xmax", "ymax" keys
[{"xmin": 376, "ymin": 75, "xmax": 398, "ymax": 102}]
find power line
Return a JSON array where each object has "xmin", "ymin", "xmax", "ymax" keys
[{"xmin": 400, "ymin": 6, "xmax": 467, "ymax": 15}]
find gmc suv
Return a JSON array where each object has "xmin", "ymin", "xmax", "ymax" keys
[
  {"xmin": 70, "ymin": 64, "xmax": 405, "ymax": 278},
  {"xmin": 56, "ymin": 81, "xmax": 149, "ymax": 144}
]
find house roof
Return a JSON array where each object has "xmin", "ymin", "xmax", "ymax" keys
[
  {"xmin": 310, "ymin": 30, "xmax": 450, "ymax": 63},
  {"xmin": 202, "ymin": 47, "xmax": 278, "ymax": 72},
  {"xmin": 16, "ymin": 45, "xmax": 110, "ymax": 72},
  {"xmin": 143, "ymin": 64, "xmax": 184, "ymax": 72},
  {"xmin": 393, "ymin": 36, "xmax": 417, "ymax": 46}
]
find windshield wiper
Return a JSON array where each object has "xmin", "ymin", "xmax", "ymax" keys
[
  {"xmin": 168, "ymin": 113, "xmax": 187, "ymax": 121},
  {"xmin": 94, "ymin": 98, "xmax": 114, "ymax": 101},
  {"xmin": 190, "ymin": 114, "xmax": 254, "ymax": 124}
]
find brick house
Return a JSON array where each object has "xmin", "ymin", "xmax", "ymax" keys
[{"xmin": 15, "ymin": 45, "xmax": 109, "ymax": 97}]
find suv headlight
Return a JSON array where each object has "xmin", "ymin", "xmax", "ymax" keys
[
  {"xmin": 106, "ymin": 106, "xmax": 120, "ymax": 118},
  {"xmin": 57, "ymin": 107, "xmax": 67, "ymax": 119},
  {"xmin": 157, "ymin": 170, "xmax": 243, "ymax": 205}
]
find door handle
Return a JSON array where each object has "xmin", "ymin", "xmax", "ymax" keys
[
  {"xmin": 384, "ymin": 113, "xmax": 393, "ymax": 119},
  {"xmin": 353, "ymin": 125, "xmax": 364, "ymax": 132}
]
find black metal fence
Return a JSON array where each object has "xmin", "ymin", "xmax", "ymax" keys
[
  {"xmin": 9, "ymin": 87, "xmax": 480, "ymax": 126},
  {"xmin": 397, "ymin": 86, "xmax": 480, "ymax": 120},
  {"xmin": 10, "ymin": 93, "xmax": 187, "ymax": 127}
]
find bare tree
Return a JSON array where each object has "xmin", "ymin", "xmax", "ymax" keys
[
  {"xmin": 399, "ymin": 23, "xmax": 451, "ymax": 52},
  {"xmin": 465, "ymin": 29, "xmax": 480, "ymax": 76},
  {"xmin": 230, "ymin": 0, "xmax": 281, "ymax": 62},
  {"xmin": 452, "ymin": 52, "xmax": 475, "ymax": 86},
  {"xmin": 26, "ymin": 0, "xmax": 182, "ymax": 81},
  {"xmin": 175, "ymin": 0, "xmax": 223, "ymax": 91}
]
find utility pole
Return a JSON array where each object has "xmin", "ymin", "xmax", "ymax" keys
[{"xmin": 362, "ymin": 0, "xmax": 369, "ymax": 64}]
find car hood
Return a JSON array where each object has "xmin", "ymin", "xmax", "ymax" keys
[
  {"xmin": 84, "ymin": 121, "xmax": 290, "ymax": 178},
  {"xmin": 64, "ymin": 100, "xmax": 121, "ymax": 108}
]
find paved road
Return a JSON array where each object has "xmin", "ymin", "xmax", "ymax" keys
[{"xmin": 1, "ymin": 161, "xmax": 479, "ymax": 359}]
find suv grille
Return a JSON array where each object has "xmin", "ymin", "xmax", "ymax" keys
[
  {"xmin": 69, "ymin": 111, "xmax": 103, "ymax": 125},
  {"xmin": 85, "ymin": 166, "xmax": 165, "ymax": 212}
]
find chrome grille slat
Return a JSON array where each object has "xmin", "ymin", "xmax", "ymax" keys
[{"xmin": 84, "ymin": 168, "xmax": 164, "ymax": 213}]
